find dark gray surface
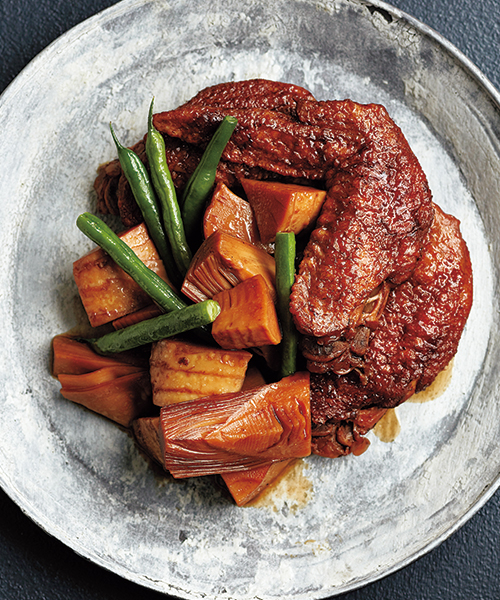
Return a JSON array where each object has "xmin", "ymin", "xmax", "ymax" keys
[{"xmin": 1, "ymin": 0, "xmax": 499, "ymax": 598}]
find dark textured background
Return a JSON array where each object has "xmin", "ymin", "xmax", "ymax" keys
[{"xmin": 1, "ymin": 0, "xmax": 499, "ymax": 598}]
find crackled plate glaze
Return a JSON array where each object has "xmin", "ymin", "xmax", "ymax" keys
[{"xmin": 0, "ymin": 0, "xmax": 499, "ymax": 598}]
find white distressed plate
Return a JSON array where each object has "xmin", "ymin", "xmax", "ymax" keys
[{"xmin": 0, "ymin": 0, "xmax": 499, "ymax": 597}]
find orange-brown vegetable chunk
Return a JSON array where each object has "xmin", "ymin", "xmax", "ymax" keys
[
  {"xmin": 241, "ymin": 367, "xmax": 267, "ymax": 390},
  {"xmin": 222, "ymin": 459, "xmax": 294, "ymax": 506},
  {"xmin": 212, "ymin": 275, "xmax": 281, "ymax": 349},
  {"xmin": 58, "ymin": 368, "xmax": 152, "ymax": 427},
  {"xmin": 181, "ymin": 230, "xmax": 276, "ymax": 303},
  {"xmin": 51, "ymin": 335, "xmax": 148, "ymax": 377},
  {"xmin": 53, "ymin": 335, "xmax": 152, "ymax": 427},
  {"xmin": 132, "ymin": 416, "xmax": 163, "ymax": 465},
  {"xmin": 150, "ymin": 337, "xmax": 252, "ymax": 406},
  {"xmin": 203, "ymin": 182, "xmax": 262, "ymax": 247},
  {"xmin": 73, "ymin": 222, "xmax": 170, "ymax": 327},
  {"xmin": 242, "ymin": 179, "xmax": 326, "ymax": 244},
  {"xmin": 112, "ymin": 304, "xmax": 163, "ymax": 330},
  {"xmin": 159, "ymin": 372, "xmax": 311, "ymax": 478}
]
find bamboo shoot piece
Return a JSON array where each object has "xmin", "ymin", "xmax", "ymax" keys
[
  {"xmin": 222, "ymin": 460, "xmax": 294, "ymax": 506},
  {"xmin": 203, "ymin": 182, "xmax": 262, "ymax": 247},
  {"xmin": 159, "ymin": 372, "xmax": 311, "ymax": 478},
  {"xmin": 51, "ymin": 335, "xmax": 148, "ymax": 377},
  {"xmin": 53, "ymin": 335, "xmax": 152, "ymax": 427},
  {"xmin": 73, "ymin": 222, "xmax": 171, "ymax": 327},
  {"xmin": 150, "ymin": 337, "xmax": 252, "ymax": 406},
  {"xmin": 181, "ymin": 230, "xmax": 276, "ymax": 303},
  {"xmin": 58, "ymin": 368, "xmax": 152, "ymax": 427},
  {"xmin": 241, "ymin": 367, "xmax": 266, "ymax": 390},
  {"xmin": 112, "ymin": 304, "xmax": 162, "ymax": 330},
  {"xmin": 132, "ymin": 416, "xmax": 163, "ymax": 465},
  {"xmin": 242, "ymin": 179, "xmax": 326, "ymax": 244},
  {"xmin": 212, "ymin": 275, "xmax": 281, "ymax": 349},
  {"xmin": 131, "ymin": 411, "xmax": 293, "ymax": 506}
]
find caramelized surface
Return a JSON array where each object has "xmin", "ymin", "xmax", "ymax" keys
[
  {"xmin": 311, "ymin": 205, "xmax": 473, "ymax": 456},
  {"xmin": 290, "ymin": 100, "xmax": 434, "ymax": 340},
  {"xmin": 159, "ymin": 372, "xmax": 311, "ymax": 477}
]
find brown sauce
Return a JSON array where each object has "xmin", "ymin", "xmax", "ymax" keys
[
  {"xmin": 408, "ymin": 359, "xmax": 454, "ymax": 404},
  {"xmin": 373, "ymin": 409, "xmax": 401, "ymax": 443},
  {"xmin": 373, "ymin": 360, "xmax": 454, "ymax": 443},
  {"xmin": 250, "ymin": 459, "xmax": 313, "ymax": 512}
]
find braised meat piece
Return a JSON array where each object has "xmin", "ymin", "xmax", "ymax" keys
[
  {"xmin": 181, "ymin": 78, "xmax": 316, "ymax": 115},
  {"xmin": 94, "ymin": 80, "xmax": 320, "ymax": 226},
  {"xmin": 311, "ymin": 204, "xmax": 473, "ymax": 457},
  {"xmin": 290, "ymin": 100, "xmax": 434, "ymax": 341},
  {"xmin": 153, "ymin": 105, "xmax": 356, "ymax": 180},
  {"xmin": 155, "ymin": 93, "xmax": 433, "ymax": 343}
]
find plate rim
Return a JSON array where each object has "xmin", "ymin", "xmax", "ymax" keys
[{"xmin": 1, "ymin": 0, "xmax": 499, "ymax": 597}]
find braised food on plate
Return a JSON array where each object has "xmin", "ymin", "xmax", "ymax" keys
[{"xmin": 52, "ymin": 79, "xmax": 473, "ymax": 505}]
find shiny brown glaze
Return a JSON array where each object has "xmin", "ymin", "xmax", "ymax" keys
[
  {"xmin": 290, "ymin": 100, "xmax": 434, "ymax": 340},
  {"xmin": 182, "ymin": 78, "xmax": 316, "ymax": 115},
  {"xmin": 95, "ymin": 81, "xmax": 318, "ymax": 226},
  {"xmin": 311, "ymin": 204, "xmax": 473, "ymax": 456}
]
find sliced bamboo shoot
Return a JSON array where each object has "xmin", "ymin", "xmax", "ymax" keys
[
  {"xmin": 58, "ymin": 364, "xmax": 144, "ymax": 390},
  {"xmin": 241, "ymin": 367, "xmax": 267, "ymax": 390},
  {"xmin": 132, "ymin": 416, "xmax": 163, "ymax": 465},
  {"xmin": 212, "ymin": 275, "xmax": 281, "ymax": 349},
  {"xmin": 150, "ymin": 337, "xmax": 252, "ymax": 406},
  {"xmin": 112, "ymin": 304, "xmax": 162, "ymax": 330},
  {"xmin": 51, "ymin": 335, "xmax": 148, "ymax": 377},
  {"xmin": 242, "ymin": 179, "xmax": 326, "ymax": 244},
  {"xmin": 181, "ymin": 230, "xmax": 276, "ymax": 303},
  {"xmin": 58, "ymin": 369, "xmax": 152, "ymax": 427},
  {"xmin": 73, "ymin": 222, "xmax": 171, "ymax": 327},
  {"xmin": 222, "ymin": 460, "xmax": 294, "ymax": 506},
  {"xmin": 159, "ymin": 372, "xmax": 311, "ymax": 478},
  {"xmin": 203, "ymin": 182, "xmax": 262, "ymax": 247}
]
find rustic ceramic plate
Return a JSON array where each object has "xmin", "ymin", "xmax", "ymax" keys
[{"xmin": 0, "ymin": 0, "xmax": 498, "ymax": 597}]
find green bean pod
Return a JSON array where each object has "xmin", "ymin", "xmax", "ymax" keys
[
  {"xmin": 181, "ymin": 115, "xmax": 238, "ymax": 243},
  {"xmin": 76, "ymin": 212, "xmax": 186, "ymax": 314},
  {"xmin": 145, "ymin": 98, "xmax": 192, "ymax": 276},
  {"xmin": 89, "ymin": 300, "xmax": 220, "ymax": 354},
  {"xmin": 109, "ymin": 122, "xmax": 179, "ymax": 283},
  {"xmin": 275, "ymin": 232, "xmax": 299, "ymax": 378}
]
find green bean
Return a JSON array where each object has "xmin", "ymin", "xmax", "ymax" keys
[
  {"xmin": 109, "ymin": 122, "xmax": 179, "ymax": 284},
  {"xmin": 275, "ymin": 232, "xmax": 298, "ymax": 378},
  {"xmin": 76, "ymin": 212, "xmax": 186, "ymax": 314},
  {"xmin": 181, "ymin": 115, "xmax": 238, "ymax": 243},
  {"xmin": 88, "ymin": 300, "xmax": 220, "ymax": 354},
  {"xmin": 145, "ymin": 98, "xmax": 192, "ymax": 276}
]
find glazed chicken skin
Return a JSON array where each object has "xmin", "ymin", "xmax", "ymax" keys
[
  {"xmin": 94, "ymin": 79, "xmax": 319, "ymax": 225},
  {"xmin": 93, "ymin": 79, "xmax": 472, "ymax": 461},
  {"xmin": 311, "ymin": 204, "xmax": 473, "ymax": 457},
  {"xmin": 290, "ymin": 100, "xmax": 434, "ymax": 342}
]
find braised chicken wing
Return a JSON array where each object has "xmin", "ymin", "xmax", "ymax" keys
[{"xmin": 310, "ymin": 204, "xmax": 473, "ymax": 457}]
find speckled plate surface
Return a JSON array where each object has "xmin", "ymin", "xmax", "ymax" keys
[{"xmin": 0, "ymin": 0, "xmax": 499, "ymax": 597}]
